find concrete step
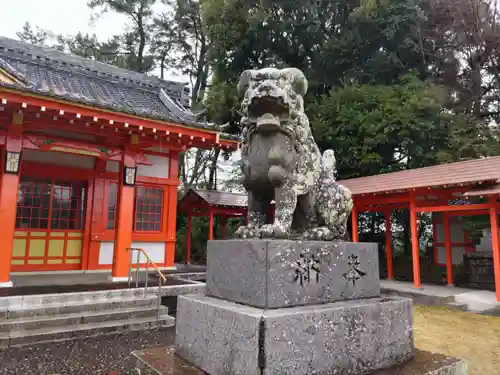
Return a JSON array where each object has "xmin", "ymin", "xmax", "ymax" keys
[
  {"xmin": 0, "ymin": 314, "xmax": 175, "ymax": 348},
  {"xmin": 3, "ymin": 295, "xmax": 158, "ymax": 319},
  {"xmin": 0, "ymin": 288, "xmax": 153, "ymax": 308},
  {"xmin": 0, "ymin": 305, "xmax": 169, "ymax": 332},
  {"xmin": 381, "ymin": 288, "xmax": 455, "ymax": 306}
]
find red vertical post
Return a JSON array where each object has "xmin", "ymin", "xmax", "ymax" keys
[
  {"xmin": 186, "ymin": 212, "xmax": 192, "ymax": 264},
  {"xmin": 488, "ymin": 197, "xmax": 500, "ymax": 302},
  {"xmin": 221, "ymin": 216, "xmax": 227, "ymax": 239},
  {"xmin": 164, "ymin": 151, "xmax": 180, "ymax": 268},
  {"xmin": 0, "ymin": 131, "xmax": 22, "ymax": 287},
  {"xmin": 443, "ymin": 212, "xmax": 454, "ymax": 285},
  {"xmin": 385, "ymin": 210, "xmax": 394, "ymax": 279},
  {"xmin": 409, "ymin": 196, "xmax": 421, "ymax": 288},
  {"xmin": 110, "ymin": 151, "xmax": 136, "ymax": 281},
  {"xmin": 351, "ymin": 204, "xmax": 359, "ymax": 242},
  {"xmin": 208, "ymin": 208, "xmax": 214, "ymax": 241}
]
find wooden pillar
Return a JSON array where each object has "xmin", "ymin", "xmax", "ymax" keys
[
  {"xmin": 208, "ymin": 208, "xmax": 214, "ymax": 241},
  {"xmin": 488, "ymin": 197, "xmax": 500, "ymax": 302},
  {"xmin": 409, "ymin": 196, "xmax": 421, "ymax": 288},
  {"xmin": 110, "ymin": 151, "xmax": 136, "ymax": 281},
  {"xmin": 443, "ymin": 212, "xmax": 454, "ymax": 286},
  {"xmin": 221, "ymin": 217, "xmax": 227, "ymax": 239},
  {"xmin": 186, "ymin": 212, "xmax": 192, "ymax": 264},
  {"xmin": 164, "ymin": 150, "xmax": 180, "ymax": 268},
  {"xmin": 385, "ymin": 210, "xmax": 394, "ymax": 279},
  {"xmin": 351, "ymin": 204, "xmax": 359, "ymax": 242},
  {"xmin": 0, "ymin": 130, "xmax": 22, "ymax": 287}
]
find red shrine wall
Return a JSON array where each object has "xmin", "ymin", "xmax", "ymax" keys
[{"xmin": 12, "ymin": 149, "xmax": 178, "ymax": 273}]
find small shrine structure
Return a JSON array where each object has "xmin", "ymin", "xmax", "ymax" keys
[{"xmin": 0, "ymin": 37, "xmax": 238, "ymax": 286}]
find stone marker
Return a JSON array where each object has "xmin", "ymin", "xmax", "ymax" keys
[{"xmin": 206, "ymin": 240, "xmax": 380, "ymax": 308}]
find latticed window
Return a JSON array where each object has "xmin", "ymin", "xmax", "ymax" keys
[
  {"xmin": 106, "ymin": 183, "xmax": 164, "ymax": 232},
  {"xmin": 107, "ymin": 182, "xmax": 118, "ymax": 230},
  {"xmin": 16, "ymin": 177, "xmax": 86, "ymax": 230},
  {"xmin": 134, "ymin": 186, "xmax": 163, "ymax": 232}
]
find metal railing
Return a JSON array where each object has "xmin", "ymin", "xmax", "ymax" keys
[{"xmin": 126, "ymin": 247, "xmax": 167, "ymax": 319}]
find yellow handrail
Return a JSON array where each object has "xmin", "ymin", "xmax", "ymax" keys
[{"xmin": 127, "ymin": 247, "xmax": 167, "ymax": 283}]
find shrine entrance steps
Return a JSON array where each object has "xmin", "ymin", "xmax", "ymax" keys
[{"xmin": 0, "ymin": 288, "xmax": 175, "ymax": 348}]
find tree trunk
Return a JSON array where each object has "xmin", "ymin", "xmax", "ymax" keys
[{"xmin": 207, "ymin": 149, "xmax": 220, "ymax": 190}]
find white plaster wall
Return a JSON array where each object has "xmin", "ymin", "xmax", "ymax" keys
[
  {"xmin": 106, "ymin": 160, "xmax": 120, "ymax": 173},
  {"xmin": 106, "ymin": 155, "xmax": 169, "ymax": 179},
  {"xmin": 137, "ymin": 155, "xmax": 169, "ymax": 179},
  {"xmin": 436, "ymin": 246, "xmax": 466, "ymax": 265},
  {"xmin": 98, "ymin": 241, "xmax": 165, "ymax": 265},
  {"xmin": 434, "ymin": 216, "xmax": 465, "ymax": 243},
  {"xmin": 434, "ymin": 213, "xmax": 469, "ymax": 265},
  {"xmin": 23, "ymin": 149, "xmax": 96, "ymax": 169}
]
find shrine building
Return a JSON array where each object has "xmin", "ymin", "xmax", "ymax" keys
[{"xmin": 0, "ymin": 37, "xmax": 238, "ymax": 286}]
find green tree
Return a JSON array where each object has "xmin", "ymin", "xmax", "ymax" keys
[
  {"xmin": 17, "ymin": 22, "xmax": 59, "ymax": 48},
  {"xmin": 88, "ymin": 0, "xmax": 157, "ymax": 72},
  {"xmin": 312, "ymin": 74, "xmax": 496, "ymax": 179}
]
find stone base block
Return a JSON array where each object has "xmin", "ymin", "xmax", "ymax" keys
[
  {"xmin": 135, "ymin": 345, "xmax": 467, "ymax": 375},
  {"xmin": 206, "ymin": 239, "xmax": 380, "ymax": 308},
  {"xmin": 175, "ymin": 294, "xmax": 414, "ymax": 375}
]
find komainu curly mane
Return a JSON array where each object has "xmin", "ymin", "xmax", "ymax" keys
[{"xmin": 234, "ymin": 67, "xmax": 353, "ymax": 241}]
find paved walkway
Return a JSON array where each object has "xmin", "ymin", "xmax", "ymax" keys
[{"xmin": 381, "ymin": 279, "xmax": 499, "ymax": 313}]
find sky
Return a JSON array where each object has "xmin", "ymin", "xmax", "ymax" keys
[
  {"xmin": 0, "ymin": 0, "xmax": 124, "ymax": 41},
  {"xmin": 0, "ymin": 0, "xmax": 183, "ymax": 80}
]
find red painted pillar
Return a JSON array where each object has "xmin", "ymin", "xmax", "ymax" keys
[
  {"xmin": 164, "ymin": 151, "xmax": 180, "ymax": 268},
  {"xmin": 186, "ymin": 212, "xmax": 192, "ymax": 264},
  {"xmin": 351, "ymin": 204, "xmax": 359, "ymax": 242},
  {"xmin": 0, "ymin": 133, "xmax": 22, "ymax": 286},
  {"xmin": 385, "ymin": 210, "xmax": 394, "ymax": 279},
  {"xmin": 488, "ymin": 197, "xmax": 500, "ymax": 302},
  {"xmin": 409, "ymin": 196, "xmax": 421, "ymax": 288},
  {"xmin": 221, "ymin": 217, "xmax": 227, "ymax": 239},
  {"xmin": 208, "ymin": 208, "xmax": 214, "ymax": 241},
  {"xmin": 443, "ymin": 213, "xmax": 454, "ymax": 285},
  {"xmin": 110, "ymin": 151, "xmax": 136, "ymax": 281}
]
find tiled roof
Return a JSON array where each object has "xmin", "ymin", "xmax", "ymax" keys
[
  {"xmin": 180, "ymin": 189, "xmax": 248, "ymax": 209},
  {"xmin": 463, "ymin": 184, "xmax": 500, "ymax": 197},
  {"xmin": 338, "ymin": 156, "xmax": 500, "ymax": 195},
  {"xmin": 195, "ymin": 189, "xmax": 248, "ymax": 207},
  {"xmin": 0, "ymin": 36, "xmax": 214, "ymax": 131}
]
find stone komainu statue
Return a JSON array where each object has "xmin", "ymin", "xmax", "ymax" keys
[{"xmin": 235, "ymin": 67, "xmax": 354, "ymax": 241}]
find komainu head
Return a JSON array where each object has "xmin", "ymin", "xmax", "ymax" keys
[{"xmin": 238, "ymin": 67, "xmax": 308, "ymax": 135}]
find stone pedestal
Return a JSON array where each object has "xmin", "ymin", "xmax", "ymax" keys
[
  {"xmin": 174, "ymin": 239, "xmax": 467, "ymax": 375},
  {"xmin": 175, "ymin": 294, "xmax": 414, "ymax": 375},
  {"xmin": 206, "ymin": 240, "xmax": 380, "ymax": 308}
]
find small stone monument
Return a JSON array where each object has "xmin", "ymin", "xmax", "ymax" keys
[{"xmin": 174, "ymin": 68, "xmax": 467, "ymax": 375}]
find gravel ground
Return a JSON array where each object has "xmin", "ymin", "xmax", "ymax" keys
[{"xmin": 0, "ymin": 328, "xmax": 175, "ymax": 375}]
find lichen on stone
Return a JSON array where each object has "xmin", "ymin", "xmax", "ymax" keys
[{"xmin": 234, "ymin": 67, "xmax": 353, "ymax": 241}]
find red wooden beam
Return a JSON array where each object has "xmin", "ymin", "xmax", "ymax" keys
[
  {"xmin": 385, "ymin": 210, "xmax": 393, "ymax": 279},
  {"xmin": 409, "ymin": 195, "xmax": 421, "ymax": 288},
  {"xmin": 488, "ymin": 197, "xmax": 500, "ymax": 302},
  {"xmin": 443, "ymin": 213, "xmax": 454, "ymax": 285},
  {"xmin": 0, "ymin": 89, "xmax": 239, "ymax": 150},
  {"xmin": 416, "ymin": 203, "xmax": 490, "ymax": 213}
]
